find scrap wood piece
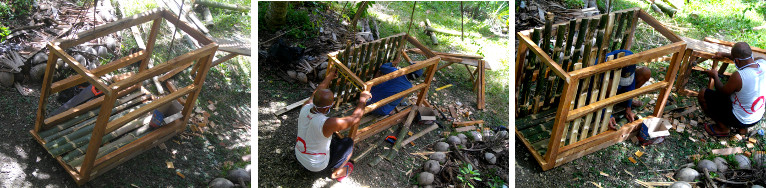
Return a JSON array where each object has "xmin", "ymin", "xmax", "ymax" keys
[
  {"xmin": 449, "ymin": 106, "xmax": 458, "ymax": 120},
  {"xmin": 455, "ymin": 125, "xmax": 476, "ymax": 133},
  {"xmin": 401, "ymin": 123, "xmax": 439, "ymax": 147},
  {"xmin": 635, "ymin": 180, "xmax": 698, "ymax": 187},
  {"xmin": 704, "ymin": 37, "xmax": 766, "ymax": 54},
  {"xmin": 711, "ymin": 147, "xmax": 743, "ymax": 155},
  {"xmin": 274, "ymin": 97, "xmax": 310, "ymax": 115},
  {"xmin": 452, "ymin": 120, "xmax": 483, "ymax": 127}
]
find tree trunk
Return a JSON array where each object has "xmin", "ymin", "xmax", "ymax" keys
[{"xmin": 267, "ymin": 2, "xmax": 288, "ymax": 29}]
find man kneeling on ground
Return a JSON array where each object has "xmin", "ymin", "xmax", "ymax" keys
[
  {"xmin": 295, "ymin": 69, "xmax": 372, "ymax": 181},
  {"xmin": 698, "ymin": 42, "xmax": 766, "ymax": 137}
]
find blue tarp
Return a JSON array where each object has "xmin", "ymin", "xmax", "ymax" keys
[{"xmin": 368, "ymin": 63, "xmax": 413, "ymax": 115}]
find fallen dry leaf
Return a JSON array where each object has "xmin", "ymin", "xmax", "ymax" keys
[
  {"xmin": 628, "ymin": 157, "xmax": 637, "ymax": 164},
  {"xmin": 599, "ymin": 171, "xmax": 609, "ymax": 177},
  {"xmin": 588, "ymin": 181, "xmax": 603, "ymax": 188},
  {"xmin": 176, "ymin": 171, "xmax": 185, "ymax": 178},
  {"xmin": 635, "ymin": 150, "xmax": 644, "ymax": 158},
  {"xmin": 208, "ymin": 103, "xmax": 216, "ymax": 111},
  {"xmin": 166, "ymin": 161, "xmax": 174, "ymax": 169}
]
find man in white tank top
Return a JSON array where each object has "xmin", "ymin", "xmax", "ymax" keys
[
  {"xmin": 698, "ymin": 42, "xmax": 766, "ymax": 137},
  {"xmin": 295, "ymin": 69, "xmax": 372, "ymax": 181}
]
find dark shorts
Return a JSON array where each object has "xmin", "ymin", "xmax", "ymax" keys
[
  {"xmin": 703, "ymin": 89, "xmax": 758, "ymax": 128},
  {"xmin": 325, "ymin": 136, "xmax": 354, "ymax": 171}
]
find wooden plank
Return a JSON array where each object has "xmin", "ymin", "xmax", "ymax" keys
[
  {"xmin": 105, "ymin": 85, "xmax": 195, "ymax": 133},
  {"xmin": 417, "ymin": 60, "xmax": 439, "ymax": 106},
  {"xmin": 49, "ymin": 43, "xmax": 111, "ymax": 96},
  {"xmin": 516, "ymin": 129, "xmax": 549, "ymax": 168},
  {"xmin": 366, "ymin": 56, "xmax": 440, "ymax": 86},
  {"xmin": 543, "ymin": 72, "xmax": 580, "ymax": 169},
  {"xmin": 33, "ymin": 46, "xmax": 61, "ymax": 133},
  {"xmin": 569, "ymin": 42, "xmax": 686, "ymax": 79},
  {"xmin": 704, "ymin": 37, "xmax": 766, "ymax": 54},
  {"xmin": 363, "ymin": 83, "xmax": 427, "ymax": 114},
  {"xmin": 56, "ymin": 8, "xmax": 164, "ymax": 49},
  {"xmin": 405, "ymin": 35, "xmax": 437, "ymax": 58},
  {"xmin": 637, "ymin": 10, "xmax": 681, "ymax": 42},
  {"xmin": 159, "ymin": 9, "xmax": 213, "ymax": 45},
  {"xmin": 355, "ymin": 107, "xmax": 410, "ymax": 141},
  {"xmin": 51, "ymin": 50, "xmax": 147, "ymax": 94},
  {"xmin": 552, "ymin": 117, "xmax": 641, "ymax": 170},
  {"xmin": 452, "ymin": 120, "xmax": 484, "ymax": 127},
  {"xmin": 79, "ymin": 92, "xmax": 119, "ymax": 181},
  {"xmin": 653, "ymin": 44, "xmax": 685, "ymax": 117},
  {"xmin": 110, "ymin": 44, "xmax": 217, "ymax": 91},
  {"xmin": 517, "ymin": 33, "xmax": 572, "ymax": 84},
  {"xmin": 43, "ymin": 85, "xmax": 139, "ymax": 128},
  {"xmin": 568, "ymin": 81, "xmax": 667, "ymax": 121},
  {"xmin": 400, "ymin": 123, "xmax": 439, "ymax": 147}
]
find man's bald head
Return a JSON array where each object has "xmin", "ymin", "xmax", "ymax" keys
[
  {"xmin": 732, "ymin": 42, "xmax": 752, "ymax": 60},
  {"xmin": 313, "ymin": 89, "xmax": 334, "ymax": 108}
]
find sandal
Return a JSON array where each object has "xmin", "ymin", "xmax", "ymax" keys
[
  {"xmin": 335, "ymin": 162, "xmax": 354, "ymax": 182},
  {"xmin": 703, "ymin": 123, "xmax": 729, "ymax": 138}
]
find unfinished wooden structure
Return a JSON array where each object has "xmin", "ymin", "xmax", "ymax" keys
[
  {"xmin": 30, "ymin": 8, "xmax": 216, "ymax": 185},
  {"xmin": 515, "ymin": 8, "xmax": 686, "ymax": 170},
  {"xmin": 675, "ymin": 37, "xmax": 766, "ymax": 96},
  {"xmin": 324, "ymin": 33, "xmax": 440, "ymax": 142},
  {"xmin": 406, "ymin": 48, "xmax": 488, "ymax": 109}
]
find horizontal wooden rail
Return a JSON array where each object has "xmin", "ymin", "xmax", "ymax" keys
[
  {"xmin": 518, "ymin": 7, "xmax": 640, "ymax": 37},
  {"xmin": 56, "ymin": 8, "xmax": 164, "ymax": 49},
  {"xmin": 51, "ymin": 50, "xmax": 147, "ymax": 93},
  {"xmin": 637, "ymin": 10, "xmax": 682, "ymax": 43},
  {"xmin": 517, "ymin": 32, "xmax": 572, "ymax": 84},
  {"xmin": 363, "ymin": 83, "xmax": 427, "ymax": 114},
  {"xmin": 49, "ymin": 43, "xmax": 111, "ymax": 96},
  {"xmin": 105, "ymin": 85, "xmax": 195, "ymax": 133},
  {"xmin": 558, "ymin": 116, "xmax": 648, "ymax": 156},
  {"xmin": 110, "ymin": 44, "xmax": 216, "ymax": 91},
  {"xmin": 159, "ymin": 9, "xmax": 213, "ymax": 45},
  {"xmin": 355, "ymin": 107, "xmax": 411, "ymax": 141},
  {"xmin": 43, "ymin": 85, "xmax": 140, "ymax": 127},
  {"xmin": 365, "ymin": 56, "xmax": 440, "ymax": 86},
  {"xmin": 569, "ymin": 42, "xmax": 686, "ymax": 79},
  {"xmin": 566, "ymin": 81, "xmax": 668, "ymax": 121},
  {"xmin": 330, "ymin": 56, "xmax": 365, "ymax": 90},
  {"xmin": 406, "ymin": 48, "xmax": 484, "ymax": 59}
]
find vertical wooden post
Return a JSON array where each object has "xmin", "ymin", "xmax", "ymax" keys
[
  {"xmin": 654, "ymin": 48, "xmax": 685, "ymax": 116},
  {"xmin": 34, "ymin": 44, "xmax": 61, "ymax": 133},
  {"xmin": 417, "ymin": 60, "xmax": 439, "ymax": 106},
  {"xmin": 79, "ymin": 92, "xmax": 118, "ymax": 181},
  {"xmin": 545, "ymin": 74, "xmax": 577, "ymax": 169}
]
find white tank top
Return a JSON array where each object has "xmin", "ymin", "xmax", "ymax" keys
[
  {"xmin": 295, "ymin": 104, "xmax": 332, "ymax": 172},
  {"xmin": 730, "ymin": 59, "xmax": 766, "ymax": 124}
]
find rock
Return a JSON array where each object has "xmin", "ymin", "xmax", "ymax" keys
[
  {"xmin": 422, "ymin": 186, "xmax": 433, "ymax": 188},
  {"xmin": 0, "ymin": 72, "xmax": 13, "ymax": 87},
  {"xmin": 697, "ymin": 159, "xmax": 717, "ymax": 172},
  {"xmin": 417, "ymin": 172, "xmax": 434, "ymax": 185},
  {"xmin": 713, "ymin": 157, "xmax": 729, "ymax": 172},
  {"xmin": 483, "ymin": 129, "xmax": 494, "ymax": 139},
  {"xmin": 226, "ymin": 168, "xmax": 250, "ymax": 183},
  {"xmin": 209, "ymin": 178, "xmax": 234, "ymax": 188},
  {"xmin": 73, "ymin": 54, "xmax": 87, "ymax": 66},
  {"xmin": 317, "ymin": 69, "xmax": 327, "ymax": 78},
  {"xmin": 430, "ymin": 152, "xmax": 446, "ymax": 164},
  {"xmin": 752, "ymin": 185, "xmax": 765, "ymax": 188},
  {"xmin": 95, "ymin": 46, "xmax": 109, "ymax": 58},
  {"xmin": 423, "ymin": 160, "xmax": 440, "ymax": 174},
  {"xmin": 434, "ymin": 142, "xmax": 449, "ymax": 152},
  {"xmin": 82, "ymin": 46, "xmax": 97, "ymax": 56},
  {"xmin": 287, "ymin": 70, "xmax": 297, "ymax": 79},
  {"xmin": 457, "ymin": 134, "xmax": 468, "ymax": 144},
  {"xmin": 735, "ymin": 154, "xmax": 752, "ymax": 169},
  {"xmin": 674, "ymin": 168, "xmax": 699, "ymax": 182},
  {"xmin": 485, "ymin": 153, "xmax": 497, "ymax": 164},
  {"xmin": 29, "ymin": 63, "xmax": 47, "ymax": 81},
  {"xmin": 297, "ymin": 72, "xmax": 308, "ymax": 83},
  {"xmin": 447, "ymin": 136, "xmax": 461, "ymax": 146},
  {"xmin": 56, "ymin": 59, "xmax": 65, "ymax": 69},
  {"xmin": 470, "ymin": 131, "xmax": 483, "ymax": 142},
  {"xmin": 319, "ymin": 61, "xmax": 328, "ymax": 69},
  {"xmin": 105, "ymin": 37, "xmax": 117, "ymax": 51},
  {"xmin": 754, "ymin": 152, "xmax": 766, "ymax": 168},
  {"xmin": 495, "ymin": 130, "xmax": 508, "ymax": 141},
  {"xmin": 669, "ymin": 181, "xmax": 692, "ymax": 188},
  {"xmin": 31, "ymin": 52, "xmax": 48, "ymax": 65}
]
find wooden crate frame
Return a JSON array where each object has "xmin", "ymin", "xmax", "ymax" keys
[
  {"xmin": 322, "ymin": 33, "xmax": 442, "ymax": 142},
  {"xmin": 515, "ymin": 8, "xmax": 687, "ymax": 171},
  {"xmin": 29, "ymin": 8, "xmax": 217, "ymax": 185}
]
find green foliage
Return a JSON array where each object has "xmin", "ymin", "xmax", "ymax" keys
[
  {"xmin": 0, "ymin": 25, "xmax": 9, "ymax": 43},
  {"xmin": 0, "ymin": 0, "xmax": 34, "ymax": 19},
  {"xmin": 562, "ymin": 0, "xmax": 585, "ymax": 9},
  {"xmin": 457, "ymin": 163, "xmax": 482, "ymax": 188}
]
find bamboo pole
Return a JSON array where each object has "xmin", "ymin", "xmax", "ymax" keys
[
  {"xmin": 533, "ymin": 13, "xmax": 556, "ymax": 114},
  {"xmin": 39, "ymin": 91, "xmax": 145, "ymax": 138},
  {"xmin": 580, "ymin": 15, "xmax": 609, "ymax": 140},
  {"xmin": 67, "ymin": 122, "xmax": 153, "ymax": 167},
  {"xmin": 385, "ymin": 105, "xmax": 419, "ymax": 160},
  {"xmin": 49, "ymin": 113, "xmax": 152, "ymax": 156},
  {"xmin": 599, "ymin": 53, "xmax": 625, "ymax": 133},
  {"xmin": 42, "ymin": 95, "xmax": 149, "ymax": 142},
  {"xmin": 544, "ymin": 24, "xmax": 569, "ymax": 110},
  {"xmin": 560, "ymin": 63, "xmax": 582, "ymax": 146},
  {"xmin": 45, "ymin": 101, "xmax": 149, "ymax": 149},
  {"xmin": 520, "ymin": 29, "xmax": 542, "ymax": 116}
]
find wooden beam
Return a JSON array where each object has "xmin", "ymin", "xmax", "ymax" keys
[
  {"xmin": 365, "ymin": 56, "xmax": 440, "ymax": 86},
  {"xmin": 43, "ymin": 85, "xmax": 139, "ymax": 128},
  {"xmin": 517, "ymin": 32, "xmax": 572, "ymax": 84},
  {"xmin": 355, "ymin": 107, "xmax": 411, "ymax": 141},
  {"xmin": 56, "ymin": 8, "xmax": 164, "ymax": 49},
  {"xmin": 704, "ymin": 37, "xmax": 766, "ymax": 54},
  {"xmin": 637, "ymin": 9, "xmax": 682, "ymax": 42},
  {"xmin": 33, "ymin": 46, "xmax": 61, "ymax": 133},
  {"xmin": 105, "ymin": 85, "xmax": 195, "ymax": 133},
  {"xmin": 51, "ymin": 50, "xmax": 147, "ymax": 94},
  {"xmin": 159, "ymin": 9, "xmax": 213, "ymax": 45},
  {"xmin": 364, "ymin": 83, "xmax": 427, "ymax": 114},
  {"xmin": 49, "ymin": 43, "xmax": 111, "ymax": 96},
  {"xmin": 110, "ymin": 44, "xmax": 217, "ymax": 91},
  {"xmin": 331, "ymin": 56, "xmax": 365, "ymax": 90},
  {"xmin": 569, "ymin": 42, "xmax": 686, "ymax": 79},
  {"xmin": 567, "ymin": 81, "xmax": 668, "ymax": 121},
  {"xmin": 405, "ymin": 35, "xmax": 437, "ymax": 58}
]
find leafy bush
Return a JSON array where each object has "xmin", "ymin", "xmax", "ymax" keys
[
  {"xmin": 0, "ymin": 25, "xmax": 9, "ymax": 43},
  {"xmin": 0, "ymin": 0, "xmax": 34, "ymax": 19}
]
